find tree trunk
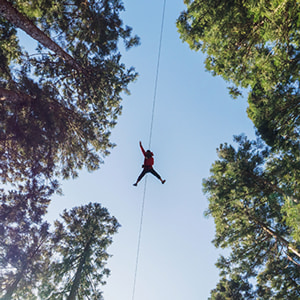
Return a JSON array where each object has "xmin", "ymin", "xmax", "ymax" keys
[
  {"xmin": 246, "ymin": 212, "xmax": 300, "ymax": 261},
  {"xmin": 67, "ymin": 241, "xmax": 92, "ymax": 300},
  {"xmin": 256, "ymin": 218, "xmax": 300, "ymax": 259},
  {"xmin": 0, "ymin": 0, "xmax": 84, "ymax": 73}
]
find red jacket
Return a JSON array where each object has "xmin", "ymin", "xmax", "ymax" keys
[{"xmin": 140, "ymin": 143, "xmax": 154, "ymax": 168}]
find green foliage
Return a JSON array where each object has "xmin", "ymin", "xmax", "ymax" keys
[
  {"xmin": 178, "ymin": 1, "xmax": 300, "ymax": 297},
  {"xmin": 0, "ymin": 182, "xmax": 55, "ymax": 299},
  {"xmin": 0, "ymin": 1, "xmax": 135, "ymax": 298},
  {"xmin": 247, "ymin": 81, "xmax": 300, "ymax": 152},
  {"xmin": 282, "ymin": 198, "xmax": 300, "ymax": 242},
  {"xmin": 209, "ymin": 275, "xmax": 256, "ymax": 300},
  {"xmin": 0, "ymin": 0, "xmax": 139, "ymax": 182},
  {"xmin": 177, "ymin": 0, "xmax": 300, "ymax": 151},
  {"xmin": 0, "ymin": 17, "xmax": 21, "ymax": 79},
  {"xmin": 38, "ymin": 203, "xmax": 120, "ymax": 300},
  {"xmin": 203, "ymin": 135, "xmax": 300, "ymax": 297}
]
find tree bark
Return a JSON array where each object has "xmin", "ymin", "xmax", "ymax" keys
[
  {"xmin": 247, "ymin": 212, "xmax": 300, "ymax": 261},
  {"xmin": 67, "ymin": 240, "xmax": 92, "ymax": 300},
  {"xmin": 0, "ymin": 0, "xmax": 84, "ymax": 73}
]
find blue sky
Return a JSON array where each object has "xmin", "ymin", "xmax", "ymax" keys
[{"xmin": 41, "ymin": 1, "xmax": 258, "ymax": 299}]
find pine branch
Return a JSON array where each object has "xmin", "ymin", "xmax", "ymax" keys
[{"xmin": 0, "ymin": 0, "xmax": 86, "ymax": 74}]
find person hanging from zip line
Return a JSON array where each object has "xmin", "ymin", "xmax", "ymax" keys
[{"xmin": 133, "ymin": 141, "xmax": 166, "ymax": 186}]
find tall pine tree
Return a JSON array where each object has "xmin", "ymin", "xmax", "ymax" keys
[
  {"xmin": 203, "ymin": 135, "xmax": 300, "ymax": 297},
  {"xmin": 39, "ymin": 203, "xmax": 120, "ymax": 300}
]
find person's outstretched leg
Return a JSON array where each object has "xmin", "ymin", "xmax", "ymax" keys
[
  {"xmin": 150, "ymin": 168, "xmax": 166, "ymax": 184},
  {"xmin": 133, "ymin": 169, "xmax": 147, "ymax": 186}
]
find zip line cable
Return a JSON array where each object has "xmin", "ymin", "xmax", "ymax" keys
[
  {"xmin": 148, "ymin": 0, "xmax": 167, "ymax": 150},
  {"xmin": 131, "ymin": 1, "xmax": 167, "ymax": 300},
  {"xmin": 131, "ymin": 176, "xmax": 148, "ymax": 300}
]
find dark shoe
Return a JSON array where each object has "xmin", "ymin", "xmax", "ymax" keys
[
  {"xmin": 133, "ymin": 183, "xmax": 137, "ymax": 186},
  {"xmin": 162, "ymin": 180, "xmax": 166, "ymax": 184}
]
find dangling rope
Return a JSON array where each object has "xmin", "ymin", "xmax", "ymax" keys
[{"xmin": 131, "ymin": 1, "xmax": 167, "ymax": 300}]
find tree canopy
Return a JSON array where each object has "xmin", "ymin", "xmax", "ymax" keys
[
  {"xmin": 0, "ymin": 0, "xmax": 139, "ymax": 184},
  {"xmin": 178, "ymin": 2, "xmax": 299, "ymax": 296},
  {"xmin": 0, "ymin": 0, "xmax": 135, "ymax": 298},
  {"xmin": 203, "ymin": 135, "xmax": 300, "ymax": 298},
  {"xmin": 39, "ymin": 203, "xmax": 120, "ymax": 300},
  {"xmin": 177, "ymin": 0, "xmax": 300, "ymax": 152},
  {"xmin": 0, "ymin": 180, "xmax": 55, "ymax": 299}
]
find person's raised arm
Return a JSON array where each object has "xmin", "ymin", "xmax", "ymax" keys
[{"xmin": 139, "ymin": 141, "xmax": 146, "ymax": 155}]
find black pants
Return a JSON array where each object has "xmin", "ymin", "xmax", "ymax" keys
[{"xmin": 137, "ymin": 167, "xmax": 161, "ymax": 182}]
